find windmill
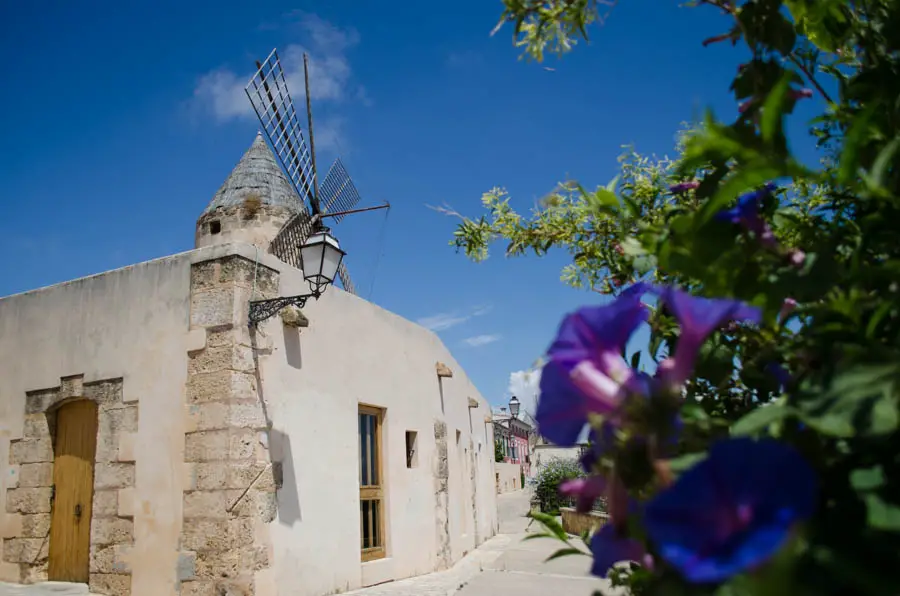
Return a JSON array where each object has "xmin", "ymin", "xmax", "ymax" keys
[{"xmin": 244, "ymin": 48, "xmax": 389, "ymax": 295}]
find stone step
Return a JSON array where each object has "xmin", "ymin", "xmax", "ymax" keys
[{"xmin": 0, "ymin": 581, "xmax": 101, "ymax": 596}]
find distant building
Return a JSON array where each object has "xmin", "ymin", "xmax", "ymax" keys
[
  {"xmin": 531, "ymin": 434, "xmax": 590, "ymax": 478},
  {"xmin": 491, "ymin": 406, "xmax": 533, "ymax": 477}
]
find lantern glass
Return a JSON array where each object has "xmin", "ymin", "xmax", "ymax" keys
[
  {"xmin": 509, "ymin": 396, "xmax": 521, "ymax": 418},
  {"xmin": 300, "ymin": 231, "xmax": 345, "ymax": 293}
]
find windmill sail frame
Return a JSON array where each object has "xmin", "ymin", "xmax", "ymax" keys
[
  {"xmin": 245, "ymin": 48, "xmax": 372, "ymax": 296},
  {"xmin": 245, "ymin": 49, "xmax": 316, "ymax": 214}
]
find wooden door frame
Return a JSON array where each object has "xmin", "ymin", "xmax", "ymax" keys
[
  {"xmin": 358, "ymin": 404, "xmax": 385, "ymax": 562},
  {"xmin": 48, "ymin": 399, "xmax": 99, "ymax": 583}
]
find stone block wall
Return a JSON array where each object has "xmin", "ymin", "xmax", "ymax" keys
[
  {"xmin": 195, "ymin": 205, "xmax": 294, "ymax": 254},
  {"xmin": 432, "ymin": 420, "xmax": 450, "ymax": 571},
  {"xmin": 179, "ymin": 255, "xmax": 280, "ymax": 596},
  {"xmin": 2, "ymin": 375, "xmax": 137, "ymax": 594},
  {"xmin": 560, "ymin": 508, "xmax": 609, "ymax": 537},
  {"xmin": 468, "ymin": 439, "xmax": 478, "ymax": 545}
]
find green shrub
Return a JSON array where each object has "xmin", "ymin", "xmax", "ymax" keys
[{"xmin": 534, "ymin": 457, "xmax": 583, "ymax": 515}]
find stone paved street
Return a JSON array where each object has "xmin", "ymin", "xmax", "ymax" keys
[{"xmin": 344, "ymin": 490, "xmax": 623, "ymax": 596}]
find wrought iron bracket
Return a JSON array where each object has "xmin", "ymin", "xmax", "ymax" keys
[{"xmin": 249, "ymin": 293, "xmax": 316, "ymax": 326}]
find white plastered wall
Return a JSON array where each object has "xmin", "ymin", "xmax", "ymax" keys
[
  {"xmin": 0, "ymin": 252, "xmax": 197, "ymax": 595},
  {"xmin": 246, "ymin": 245, "xmax": 499, "ymax": 596}
]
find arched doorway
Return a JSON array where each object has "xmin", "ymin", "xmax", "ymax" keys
[{"xmin": 48, "ymin": 399, "xmax": 98, "ymax": 582}]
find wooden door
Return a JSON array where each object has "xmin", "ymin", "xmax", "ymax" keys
[{"xmin": 48, "ymin": 400, "xmax": 98, "ymax": 582}]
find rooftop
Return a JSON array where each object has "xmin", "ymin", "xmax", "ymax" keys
[{"xmin": 201, "ymin": 132, "xmax": 305, "ymax": 216}]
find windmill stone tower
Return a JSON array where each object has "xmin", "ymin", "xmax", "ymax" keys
[{"xmin": 195, "ymin": 132, "xmax": 305, "ymax": 251}]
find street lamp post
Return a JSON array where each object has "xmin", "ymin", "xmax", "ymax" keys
[
  {"xmin": 508, "ymin": 395, "xmax": 521, "ymax": 419},
  {"xmin": 248, "ymin": 227, "xmax": 346, "ymax": 326}
]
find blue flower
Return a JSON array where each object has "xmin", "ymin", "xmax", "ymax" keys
[
  {"xmin": 642, "ymin": 438, "xmax": 817, "ymax": 583},
  {"xmin": 715, "ymin": 184, "xmax": 779, "ymax": 249},
  {"xmin": 537, "ymin": 294, "xmax": 649, "ymax": 446},
  {"xmin": 765, "ymin": 363, "xmax": 791, "ymax": 393},
  {"xmin": 652, "ymin": 287, "xmax": 761, "ymax": 387},
  {"xmin": 590, "ymin": 524, "xmax": 649, "ymax": 578}
]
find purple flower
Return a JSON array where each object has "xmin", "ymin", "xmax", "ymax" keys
[
  {"xmin": 579, "ymin": 425, "xmax": 615, "ymax": 473},
  {"xmin": 537, "ymin": 295, "xmax": 649, "ymax": 446},
  {"xmin": 765, "ymin": 363, "xmax": 791, "ymax": 392},
  {"xmin": 643, "ymin": 438, "xmax": 817, "ymax": 583},
  {"xmin": 779, "ymin": 298, "xmax": 797, "ymax": 323},
  {"xmin": 715, "ymin": 184, "xmax": 779, "ymax": 249},
  {"xmin": 789, "ymin": 88, "xmax": 814, "ymax": 100},
  {"xmin": 652, "ymin": 287, "xmax": 761, "ymax": 387},
  {"xmin": 788, "ymin": 249, "xmax": 806, "ymax": 268},
  {"xmin": 560, "ymin": 476, "xmax": 607, "ymax": 514},
  {"xmin": 670, "ymin": 181, "xmax": 700, "ymax": 193},
  {"xmin": 590, "ymin": 524, "xmax": 650, "ymax": 578}
]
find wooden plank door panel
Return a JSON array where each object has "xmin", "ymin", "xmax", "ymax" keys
[{"xmin": 48, "ymin": 400, "xmax": 98, "ymax": 583}]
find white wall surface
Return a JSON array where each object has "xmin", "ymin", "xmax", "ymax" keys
[
  {"xmin": 532, "ymin": 445, "xmax": 584, "ymax": 478},
  {"xmin": 0, "ymin": 251, "xmax": 196, "ymax": 595},
  {"xmin": 228, "ymin": 245, "xmax": 499, "ymax": 596},
  {"xmin": 494, "ymin": 462, "xmax": 522, "ymax": 494}
]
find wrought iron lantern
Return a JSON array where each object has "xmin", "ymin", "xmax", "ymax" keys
[
  {"xmin": 248, "ymin": 228, "xmax": 346, "ymax": 326},
  {"xmin": 509, "ymin": 395, "xmax": 521, "ymax": 419},
  {"xmin": 300, "ymin": 230, "xmax": 345, "ymax": 294}
]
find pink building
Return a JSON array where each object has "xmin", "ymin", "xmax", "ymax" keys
[{"xmin": 492, "ymin": 401, "xmax": 534, "ymax": 477}]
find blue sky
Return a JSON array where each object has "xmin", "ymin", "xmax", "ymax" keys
[{"xmin": 0, "ymin": 1, "xmax": 822, "ymax": 414}]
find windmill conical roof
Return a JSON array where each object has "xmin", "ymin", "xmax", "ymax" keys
[{"xmin": 202, "ymin": 132, "xmax": 305, "ymax": 215}]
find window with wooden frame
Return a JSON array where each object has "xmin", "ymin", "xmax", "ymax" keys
[{"xmin": 359, "ymin": 405, "xmax": 385, "ymax": 561}]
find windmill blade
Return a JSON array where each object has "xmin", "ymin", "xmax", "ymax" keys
[
  {"xmin": 245, "ymin": 49, "xmax": 316, "ymax": 213},
  {"xmin": 318, "ymin": 158, "xmax": 362, "ymax": 223},
  {"xmin": 337, "ymin": 262, "xmax": 357, "ymax": 295}
]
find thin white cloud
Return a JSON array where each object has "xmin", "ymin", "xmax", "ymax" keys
[
  {"xmin": 445, "ymin": 50, "xmax": 483, "ymax": 68},
  {"xmin": 463, "ymin": 334, "xmax": 501, "ymax": 347},
  {"xmin": 417, "ymin": 304, "xmax": 493, "ymax": 332},
  {"xmin": 192, "ymin": 12, "xmax": 364, "ymax": 152},
  {"xmin": 471, "ymin": 304, "xmax": 493, "ymax": 316},
  {"xmin": 418, "ymin": 313, "xmax": 471, "ymax": 332}
]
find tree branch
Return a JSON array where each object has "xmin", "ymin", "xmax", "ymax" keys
[{"xmin": 787, "ymin": 54, "xmax": 835, "ymax": 104}]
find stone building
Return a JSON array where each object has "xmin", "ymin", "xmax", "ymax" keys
[
  {"xmin": 491, "ymin": 407, "xmax": 533, "ymax": 477},
  {"xmin": 0, "ymin": 134, "xmax": 499, "ymax": 596}
]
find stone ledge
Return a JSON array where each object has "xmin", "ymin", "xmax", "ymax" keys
[
  {"xmin": 0, "ymin": 580, "xmax": 101, "ymax": 595},
  {"xmin": 560, "ymin": 507, "xmax": 609, "ymax": 537},
  {"xmin": 435, "ymin": 362, "xmax": 453, "ymax": 378}
]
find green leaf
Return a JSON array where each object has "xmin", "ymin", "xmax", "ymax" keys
[
  {"xmin": 666, "ymin": 452, "xmax": 707, "ymax": 473},
  {"xmin": 761, "ymin": 73, "xmax": 793, "ymax": 147},
  {"xmin": 785, "ymin": 0, "xmax": 849, "ymax": 52},
  {"xmin": 850, "ymin": 466, "xmax": 885, "ymax": 491},
  {"xmin": 796, "ymin": 364, "xmax": 900, "ymax": 437},
  {"xmin": 838, "ymin": 104, "xmax": 877, "ymax": 186},
  {"xmin": 545, "ymin": 546, "xmax": 588, "ymax": 562},
  {"xmin": 865, "ymin": 135, "xmax": 900, "ymax": 193},
  {"xmin": 738, "ymin": 1, "xmax": 796, "ymax": 55},
  {"xmin": 698, "ymin": 165, "xmax": 785, "ymax": 225},
  {"xmin": 528, "ymin": 511, "xmax": 568, "ymax": 540},
  {"xmin": 594, "ymin": 188, "xmax": 620, "ymax": 209},
  {"xmin": 731, "ymin": 403, "xmax": 795, "ymax": 436},
  {"xmin": 864, "ymin": 494, "xmax": 900, "ymax": 531},
  {"xmin": 620, "ymin": 237, "xmax": 646, "ymax": 257},
  {"xmin": 630, "ymin": 351, "xmax": 642, "ymax": 370},
  {"xmin": 523, "ymin": 532, "xmax": 554, "ymax": 541}
]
